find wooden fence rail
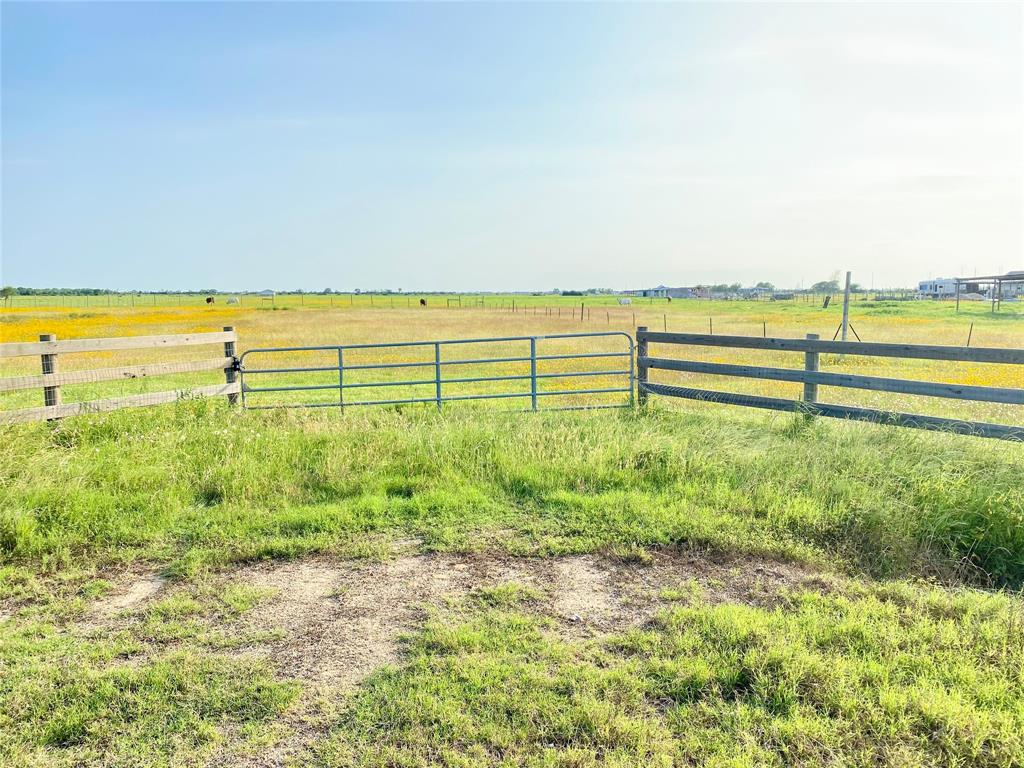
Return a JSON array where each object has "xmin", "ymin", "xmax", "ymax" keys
[
  {"xmin": 636, "ymin": 327, "xmax": 1024, "ymax": 441},
  {"xmin": 1, "ymin": 328, "xmax": 239, "ymax": 424}
]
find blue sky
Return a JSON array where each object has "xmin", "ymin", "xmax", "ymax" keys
[{"xmin": 2, "ymin": 2, "xmax": 1020, "ymax": 291}]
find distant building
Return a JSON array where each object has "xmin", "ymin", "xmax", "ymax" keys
[
  {"xmin": 1003, "ymin": 271, "xmax": 1024, "ymax": 298},
  {"xmin": 918, "ymin": 279, "xmax": 959, "ymax": 299},
  {"xmin": 951, "ymin": 271, "xmax": 1024, "ymax": 311},
  {"xmin": 635, "ymin": 285, "xmax": 696, "ymax": 299}
]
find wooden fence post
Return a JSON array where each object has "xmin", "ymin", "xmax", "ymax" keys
[
  {"xmin": 803, "ymin": 333, "xmax": 819, "ymax": 407},
  {"xmin": 637, "ymin": 326, "xmax": 648, "ymax": 407},
  {"xmin": 223, "ymin": 326, "xmax": 238, "ymax": 405},
  {"xmin": 40, "ymin": 334, "xmax": 60, "ymax": 412}
]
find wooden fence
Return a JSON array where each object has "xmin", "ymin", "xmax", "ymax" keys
[
  {"xmin": 5, "ymin": 325, "xmax": 1023, "ymax": 440},
  {"xmin": 0, "ymin": 328, "xmax": 240, "ymax": 424},
  {"xmin": 636, "ymin": 327, "xmax": 1024, "ymax": 441}
]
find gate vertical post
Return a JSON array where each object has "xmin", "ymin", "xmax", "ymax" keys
[
  {"xmin": 223, "ymin": 327, "xmax": 238, "ymax": 405},
  {"xmin": 803, "ymin": 333, "xmax": 819, "ymax": 409},
  {"xmin": 40, "ymin": 334, "xmax": 60, "ymax": 413},
  {"xmin": 628, "ymin": 334, "xmax": 636, "ymax": 408},
  {"xmin": 434, "ymin": 342, "xmax": 442, "ymax": 410},
  {"xmin": 337, "ymin": 347, "xmax": 344, "ymax": 410},
  {"xmin": 637, "ymin": 326, "xmax": 648, "ymax": 407},
  {"xmin": 530, "ymin": 337, "xmax": 538, "ymax": 411}
]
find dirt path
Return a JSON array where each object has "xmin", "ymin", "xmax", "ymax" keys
[
  {"xmin": 84, "ymin": 548, "xmax": 816, "ymax": 686},
  {"xmin": 80, "ymin": 547, "xmax": 824, "ymax": 767}
]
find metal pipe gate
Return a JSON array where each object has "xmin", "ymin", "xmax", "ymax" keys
[{"xmin": 238, "ymin": 332, "xmax": 634, "ymax": 411}]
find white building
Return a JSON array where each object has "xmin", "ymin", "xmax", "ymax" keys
[
  {"xmin": 918, "ymin": 279, "xmax": 958, "ymax": 299},
  {"xmin": 636, "ymin": 285, "xmax": 696, "ymax": 299}
]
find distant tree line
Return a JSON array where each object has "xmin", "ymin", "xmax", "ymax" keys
[
  {"xmin": 1, "ymin": 287, "xmax": 233, "ymax": 296},
  {"xmin": 4, "ymin": 287, "xmax": 119, "ymax": 296}
]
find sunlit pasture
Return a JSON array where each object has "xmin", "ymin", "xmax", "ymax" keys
[{"xmin": 2, "ymin": 295, "xmax": 1022, "ymax": 426}]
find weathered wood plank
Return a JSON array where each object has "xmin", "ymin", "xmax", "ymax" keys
[
  {"xmin": 639, "ymin": 357, "xmax": 1024, "ymax": 405},
  {"xmin": 639, "ymin": 382, "xmax": 1024, "ymax": 441},
  {"xmin": 39, "ymin": 333, "xmax": 60, "ymax": 410},
  {"xmin": 0, "ymin": 357, "xmax": 233, "ymax": 392},
  {"xmin": 0, "ymin": 331, "xmax": 236, "ymax": 358},
  {"xmin": 637, "ymin": 331, "xmax": 1024, "ymax": 365},
  {"xmin": 0, "ymin": 382, "xmax": 241, "ymax": 425}
]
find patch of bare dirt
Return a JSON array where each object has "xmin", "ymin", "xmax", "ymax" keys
[
  {"xmin": 86, "ymin": 571, "xmax": 167, "ymax": 625},
  {"xmin": 608, "ymin": 547, "xmax": 826, "ymax": 614},
  {"xmin": 546, "ymin": 555, "xmax": 619, "ymax": 635},
  {"xmin": 232, "ymin": 554, "xmax": 485, "ymax": 686},
  {"xmin": 228, "ymin": 547, "xmax": 823, "ymax": 687}
]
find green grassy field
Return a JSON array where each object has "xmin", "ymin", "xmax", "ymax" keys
[{"xmin": 2, "ymin": 401, "xmax": 1023, "ymax": 767}]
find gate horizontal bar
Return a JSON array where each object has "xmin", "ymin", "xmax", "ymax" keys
[
  {"xmin": 244, "ymin": 356, "xmax": 532, "ymax": 374},
  {"xmin": 245, "ymin": 382, "xmax": 633, "ymax": 399},
  {"xmin": 238, "ymin": 364, "xmax": 343, "ymax": 375},
  {"xmin": 537, "ymin": 387, "xmax": 631, "ymax": 397},
  {"xmin": 242, "ymin": 352, "xmax": 630, "ymax": 377},
  {"xmin": 244, "ymin": 368, "xmax": 633, "ymax": 395},
  {"xmin": 348, "ymin": 356, "xmax": 528, "ymax": 370},
  {"xmin": 244, "ymin": 382, "xmax": 340, "ymax": 394},
  {"xmin": 241, "ymin": 331, "xmax": 633, "ymax": 357},
  {"xmin": 245, "ymin": 399, "xmax": 634, "ymax": 413}
]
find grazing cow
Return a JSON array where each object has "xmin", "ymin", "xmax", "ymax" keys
[
  {"xmin": 206, "ymin": 297, "xmax": 215, "ymax": 304},
  {"xmin": 419, "ymin": 298, "xmax": 427, "ymax": 306}
]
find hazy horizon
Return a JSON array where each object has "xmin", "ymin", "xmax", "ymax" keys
[
  {"xmin": 3, "ymin": 3, "xmax": 1021, "ymax": 292},
  {"xmin": 0, "ymin": 276, "xmax": 983, "ymax": 294}
]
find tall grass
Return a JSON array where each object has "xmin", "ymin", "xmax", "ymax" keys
[{"xmin": 2, "ymin": 401, "xmax": 1021, "ymax": 587}]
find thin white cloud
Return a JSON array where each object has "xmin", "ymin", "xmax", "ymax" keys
[{"xmin": 841, "ymin": 35, "xmax": 1004, "ymax": 76}]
